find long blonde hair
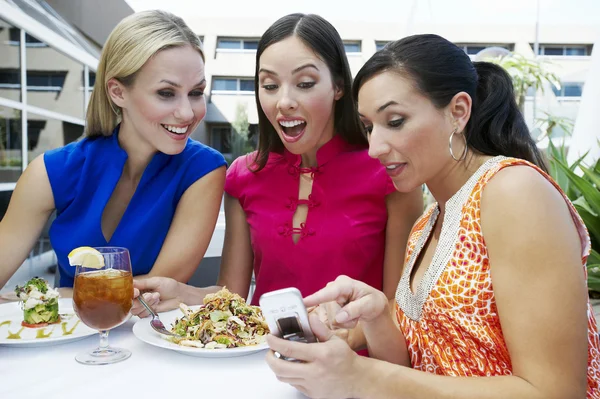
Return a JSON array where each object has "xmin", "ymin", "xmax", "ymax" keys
[{"xmin": 86, "ymin": 10, "xmax": 204, "ymax": 137}]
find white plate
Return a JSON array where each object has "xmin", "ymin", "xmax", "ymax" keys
[
  {"xmin": 132, "ymin": 307, "xmax": 269, "ymax": 358},
  {"xmin": 0, "ymin": 298, "xmax": 97, "ymax": 347}
]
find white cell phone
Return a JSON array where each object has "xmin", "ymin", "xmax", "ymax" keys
[{"xmin": 259, "ymin": 287, "xmax": 316, "ymax": 349}]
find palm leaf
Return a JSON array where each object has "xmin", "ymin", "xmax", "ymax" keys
[
  {"xmin": 581, "ymin": 165, "xmax": 600, "ymax": 188},
  {"xmin": 589, "ymin": 249, "xmax": 600, "ymax": 265},
  {"xmin": 587, "ymin": 273, "xmax": 600, "ymax": 293},
  {"xmin": 554, "ymin": 161, "xmax": 600, "ymax": 216},
  {"xmin": 575, "ymin": 206, "xmax": 600, "ymax": 248}
]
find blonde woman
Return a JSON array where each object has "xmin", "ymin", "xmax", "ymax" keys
[{"xmin": 0, "ymin": 10, "xmax": 225, "ymax": 291}]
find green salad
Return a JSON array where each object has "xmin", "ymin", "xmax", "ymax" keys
[
  {"xmin": 15, "ymin": 277, "xmax": 60, "ymax": 327},
  {"xmin": 170, "ymin": 287, "xmax": 269, "ymax": 349}
]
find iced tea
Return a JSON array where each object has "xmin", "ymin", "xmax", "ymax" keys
[{"xmin": 73, "ymin": 269, "xmax": 133, "ymax": 330}]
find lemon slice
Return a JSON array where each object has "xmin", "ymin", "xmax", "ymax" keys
[{"xmin": 68, "ymin": 246, "xmax": 105, "ymax": 269}]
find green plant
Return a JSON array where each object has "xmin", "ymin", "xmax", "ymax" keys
[
  {"xmin": 492, "ymin": 53, "xmax": 561, "ymax": 112},
  {"xmin": 229, "ymin": 103, "xmax": 255, "ymax": 164},
  {"xmin": 534, "ymin": 111, "xmax": 574, "ymax": 144},
  {"xmin": 0, "ymin": 158, "xmax": 21, "ymax": 167},
  {"xmin": 547, "ymin": 139, "xmax": 600, "ymax": 294}
]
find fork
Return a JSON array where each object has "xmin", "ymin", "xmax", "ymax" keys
[{"xmin": 137, "ymin": 296, "xmax": 180, "ymax": 337}]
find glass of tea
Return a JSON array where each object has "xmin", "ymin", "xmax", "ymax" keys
[{"xmin": 72, "ymin": 247, "xmax": 133, "ymax": 365}]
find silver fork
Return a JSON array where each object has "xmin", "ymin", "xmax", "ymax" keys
[{"xmin": 137, "ymin": 296, "xmax": 180, "ymax": 337}]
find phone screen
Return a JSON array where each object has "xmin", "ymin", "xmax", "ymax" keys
[{"xmin": 277, "ymin": 315, "xmax": 305, "ymax": 340}]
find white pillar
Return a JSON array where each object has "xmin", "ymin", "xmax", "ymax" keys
[{"xmin": 567, "ymin": 32, "xmax": 600, "ymax": 166}]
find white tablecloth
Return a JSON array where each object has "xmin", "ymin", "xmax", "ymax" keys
[{"xmin": 0, "ymin": 318, "xmax": 304, "ymax": 399}]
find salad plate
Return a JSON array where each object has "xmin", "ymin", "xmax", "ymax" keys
[
  {"xmin": 0, "ymin": 298, "xmax": 97, "ymax": 347},
  {"xmin": 132, "ymin": 308, "xmax": 269, "ymax": 358},
  {"xmin": 133, "ymin": 288, "xmax": 270, "ymax": 358}
]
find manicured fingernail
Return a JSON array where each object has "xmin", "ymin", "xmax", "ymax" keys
[{"xmin": 335, "ymin": 311, "xmax": 349, "ymax": 323}]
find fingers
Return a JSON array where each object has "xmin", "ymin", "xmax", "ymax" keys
[
  {"xmin": 154, "ymin": 298, "xmax": 182, "ymax": 313},
  {"xmin": 303, "ymin": 276, "xmax": 356, "ymax": 308},
  {"xmin": 312, "ymin": 305, "xmax": 330, "ymax": 328},
  {"xmin": 337, "ymin": 294, "xmax": 382, "ymax": 324},
  {"xmin": 130, "ymin": 292, "xmax": 160, "ymax": 317},
  {"xmin": 266, "ymin": 334, "xmax": 319, "ymax": 363},
  {"xmin": 308, "ymin": 312, "xmax": 335, "ymax": 343},
  {"xmin": 133, "ymin": 277, "xmax": 163, "ymax": 292},
  {"xmin": 324, "ymin": 301, "xmax": 342, "ymax": 329}
]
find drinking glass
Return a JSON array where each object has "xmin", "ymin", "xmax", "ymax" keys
[{"xmin": 72, "ymin": 247, "xmax": 133, "ymax": 365}]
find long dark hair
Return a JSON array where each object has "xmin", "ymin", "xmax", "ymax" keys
[
  {"xmin": 353, "ymin": 34, "xmax": 548, "ymax": 172},
  {"xmin": 251, "ymin": 13, "xmax": 366, "ymax": 172}
]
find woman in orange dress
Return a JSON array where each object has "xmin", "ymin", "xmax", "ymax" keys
[{"xmin": 265, "ymin": 34, "xmax": 600, "ymax": 399}]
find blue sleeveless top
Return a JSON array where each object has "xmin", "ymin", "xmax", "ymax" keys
[{"xmin": 44, "ymin": 127, "xmax": 226, "ymax": 287}]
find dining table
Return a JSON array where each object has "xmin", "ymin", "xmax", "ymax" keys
[{"xmin": 0, "ymin": 300, "xmax": 306, "ymax": 399}]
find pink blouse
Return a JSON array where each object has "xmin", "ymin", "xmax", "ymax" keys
[{"xmin": 225, "ymin": 135, "xmax": 395, "ymax": 304}]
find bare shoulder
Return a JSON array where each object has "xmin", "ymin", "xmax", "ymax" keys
[
  {"xmin": 480, "ymin": 164, "xmax": 581, "ymax": 262},
  {"xmin": 481, "ymin": 164, "xmax": 568, "ymax": 216},
  {"xmin": 11, "ymin": 154, "xmax": 54, "ymax": 211},
  {"xmin": 18, "ymin": 154, "xmax": 51, "ymax": 189}
]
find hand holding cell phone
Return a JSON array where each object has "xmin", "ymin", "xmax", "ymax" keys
[{"xmin": 259, "ymin": 288, "xmax": 316, "ymax": 361}]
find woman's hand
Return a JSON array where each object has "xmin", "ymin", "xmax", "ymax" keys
[
  {"xmin": 131, "ymin": 277, "xmax": 183, "ymax": 317},
  {"xmin": 265, "ymin": 312, "xmax": 365, "ymax": 399},
  {"xmin": 304, "ymin": 275, "xmax": 389, "ymax": 329}
]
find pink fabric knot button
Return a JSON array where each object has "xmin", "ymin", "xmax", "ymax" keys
[
  {"xmin": 286, "ymin": 197, "xmax": 298, "ymax": 210},
  {"xmin": 276, "ymin": 223, "xmax": 315, "ymax": 239},
  {"xmin": 277, "ymin": 223, "xmax": 291, "ymax": 236},
  {"xmin": 286, "ymin": 195, "xmax": 320, "ymax": 211},
  {"xmin": 298, "ymin": 166, "xmax": 321, "ymax": 179},
  {"xmin": 288, "ymin": 164, "xmax": 322, "ymax": 179}
]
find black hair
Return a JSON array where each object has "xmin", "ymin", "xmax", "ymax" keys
[
  {"xmin": 251, "ymin": 13, "xmax": 366, "ymax": 172},
  {"xmin": 353, "ymin": 34, "xmax": 548, "ymax": 172}
]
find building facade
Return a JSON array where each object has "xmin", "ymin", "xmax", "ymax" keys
[
  {"xmin": 190, "ymin": 16, "xmax": 597, "ymax": 157},
  {"xmin": 0, "ymin": 0, "xmax": 132, "ymax": 216},
  {"xmin": 0, "ymin": 4, "xmax": 597, "ymax": 216}
]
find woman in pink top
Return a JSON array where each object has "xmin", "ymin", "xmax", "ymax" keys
[
  {"xmin": 130, "ymin": 14, "xmax": 422, "ymax": 313},
  {"xmin": 220, "ymin": 13, "xmax": 421, "ymax": 304}
]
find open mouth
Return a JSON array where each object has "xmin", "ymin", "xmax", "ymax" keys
[
  {"xmin": 279, "ymin": 120, "xmax": 306, "ymax": 143},
  {"xmin": 161, "ymin": 124, "xmax": 189, "ymax": 135}
]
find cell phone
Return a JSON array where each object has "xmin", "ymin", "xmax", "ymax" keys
[{"xmin": 259, "ymin": 287, "xmax": 316, "ymax": 361}]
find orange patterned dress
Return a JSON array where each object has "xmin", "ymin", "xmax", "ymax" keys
[{"xmin": 394, "ymin": 156, "xmax": 600, "ymax": 397}]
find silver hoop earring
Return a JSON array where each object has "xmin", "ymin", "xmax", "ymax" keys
[{"xmin": 448, "ymin": 128, "xmax": 468, "ymax": 161}]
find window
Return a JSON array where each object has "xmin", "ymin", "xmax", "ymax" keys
[
  {"xmin": 25, "ymin": 36, "xmax": 85, "ymax": 119},
  {"xmin": 26, "ymin": 111, "xmax": 84, "ymax": 155},
  {"xmin": 538, "ymin": 45, "xmax": 589, "ymax": 56},
  {"xmin": 375, "ymin": 41, "xmax": 390, "ymax": 51},
  {"xmin": 211, "ymin": 125, "xmax": 232, "ymax": 153},
  {"xmin": 552, "ymin": 82, "xmax": 584, "ymax": 97},
  {"xmin": 464, "ymin": 46, "xmax": 486, "ymax": 55},
  {"xmin": 239, "ymin": 79, "xmax": 255, "ymax": 92},
  {"xmin": 82, "ymin": 71, "xmax": 96, "ymax": 88},
  {"xmin": 0, "ymin": 19, "xmax": 21, "ymax": 103},
  {"xmin": 0, "ymin": 69, "xmax": 67, "ymax": 92},
  {"xmin": 8, "ymin": 28, "xmax": 48, "ymax": 47},
  {"xmin": 343, "ymin": 41, "xmax": 361, "ymax": 53},
  {"xmin": 216, "ymin": 38, "xmax": 260, "ymax": 51},
  {"xmin": 1, "ymin": 118, "xmax": 47, "ymax": 151},
  {"xmin": 212, "ymin": 78, "xmax": 254, "ymax": 93},
  {"xmin": 456, "ymin": 43, "xmax": 512, "ymax": 56},
  {"xmin": 0, "ymin": 107, "xmax": 23, "ymax": 182}
]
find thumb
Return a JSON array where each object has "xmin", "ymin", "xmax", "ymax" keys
[
  {"xmin": 133, "ymin": 288, "xmax": 140, "ymax": 298},
  {"xmin": 308, "ymin": 312, "xmax": 336, "ymax": 342}
]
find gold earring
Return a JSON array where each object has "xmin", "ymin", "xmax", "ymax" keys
[{"xmin": 448, "ymin": 128, "xmax": 467, "ymax": 161}]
